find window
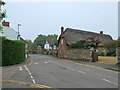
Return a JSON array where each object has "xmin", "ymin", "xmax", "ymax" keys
[{"xmin": 61, "ymin": 39, "xmax": 63, "ymax": 44}]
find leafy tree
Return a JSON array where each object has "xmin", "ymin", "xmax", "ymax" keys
[
  {"xmin": 0, "ymin": 0, "xmax": 6, "ymax": 30},
  {"xmin": 104, "ymin": 41, "xmax": 116, "ymax": 50},
  {"xmin": 34, "ymin": 34, "xmax": 58, "ymax": 49},
  {"xmin": 25, "ymin": 39, "xmax": 33, "ymax": 50},
  {"xmin": 85, "ymin": 36, "xmax": 100, "ymax": 51}
]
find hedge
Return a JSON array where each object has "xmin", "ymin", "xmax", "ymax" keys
[{"xmin": 1, "ymin": 37, "xmax": 25, "ymax": 66}]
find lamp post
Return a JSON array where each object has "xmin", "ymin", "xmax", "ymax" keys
[{"xmin": 17, "ymin": 24, "xmax": 21, "ymax": 40}]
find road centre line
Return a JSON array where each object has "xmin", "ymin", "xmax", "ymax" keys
[
  {"xmin": 54, "ymin": 62, "xmax": 86, "ymax": 74},
  {"xmin": 31, "ymin": 76, "xmax": 33, "ymax": 79},
  {"xmin": 24, "ymin": 65, "xmax": 36, "ymax": 84},
  {"xmin": 32, "ymin": 79, "xmax": 36, "ymax": 84},
  {"xmin": 102, "ymin": 79, "xmax": 119, "ymax": 86}
]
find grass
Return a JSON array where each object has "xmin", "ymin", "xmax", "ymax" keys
[{"xmin": 98, "ymin": 56, "xmax": 116, "ymax": 65}]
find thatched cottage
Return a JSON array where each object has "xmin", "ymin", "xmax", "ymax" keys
[{"xmin": 58, "ymin": 27, "xmax": 113, "ymax": 58}]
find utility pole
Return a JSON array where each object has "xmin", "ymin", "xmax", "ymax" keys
[{"xmin": 17, "ymin": 24, "xmax": 21, "ymax": 40}]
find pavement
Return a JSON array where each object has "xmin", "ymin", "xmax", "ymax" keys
[{"xmin": 1, "ymin": 54, "xmax": 120, "ymax": 89}]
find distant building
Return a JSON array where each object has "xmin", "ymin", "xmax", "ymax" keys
[
  {"xmin": 44, "ymin": 41, "xmax": 50, "ymax": 50},
  {"xmin": 20, "ymin": 37, "xmax": 29, "ymax": 51},
  {"xmin": 0, "ymin": 20, "xmax": 19, "ymax": 40}
]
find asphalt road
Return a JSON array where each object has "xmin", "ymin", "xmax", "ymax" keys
[{"xmin": 2, "ymin": 54, "xmax": 119, "ymax": 88}]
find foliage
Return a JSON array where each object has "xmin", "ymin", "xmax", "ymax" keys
[
  {"xmin": 106, "ymin": 50, "xmax": 116, "ymax": 57},
  {"xmin": 98, "ymin": 52, "xmax": 104, "ymax": 56},
  {"xmin": 1, "ymin": 37, "xmax": 25, "ymax": 66},
  {"xmin": 0, "ymin": 0, "xmax": 6, "ymax": 30},
  {"xmin": 116, "ymin": 37, "xmax": 120, "ymax": 47},
  {"xmin": 85, "ymin": 37, "xmax": 100, "ymax": 50},
  {"xmin": 104, "ymin": 41, "xmax": 116, "ymax": 50},
  {"xmin": 25, "ymin": 39, "xmax": 34, "ymax": 50},
  {"xmin": 68, "ymin": 39, "xmax": 86, "ymax": 49},
  {"xmin": 34, "ymin": 34, "xmax": 58, "ymax": 49}
]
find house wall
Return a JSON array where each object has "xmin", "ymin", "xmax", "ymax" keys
[
  {"xmin": 0, "ymin": 26, "xmax": 19, "ymax": 40},
  {"xmin": 58, "ymin": 38, "xmax": 67, "ymax": 57},
  {"xmin": 63, "ymin": 49, "xmax": 92, "ymax": 61}
]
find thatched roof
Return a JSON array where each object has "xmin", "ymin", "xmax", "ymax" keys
[{"xmin": 61, "ymin": 28, "xmax": 113, "ymax": 46}]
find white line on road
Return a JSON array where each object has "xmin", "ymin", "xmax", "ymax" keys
[
  {"xmin": 34, "ymin": 63, "xmax": 39, "ymax": 64},
  {"xmin": 44, "ymin": 62, "xmax": 48, "ymax": 64},
  {"xmin": 54, "ymin": 62, "xmax": 86, "ymax": 74},
  {"xmin": 67, "ymin": 67, "xmax": 86, "ymax": 74},
  {"xmin": 32, "ymin": 79, "xmax": 36, "ymax": 84},
  {"xmin": 30, "ymin": 76, "xmax": 33, "ymax": 79},
  {"xmin": 19, "ymin": 66, "xmax": 23, "ymax": 71},
  {"xmin": 24, "ymin": 65, "xmax": 36, "ymax": 84},
  {"xmin": 102, "ymin": 79, "xmax": 119, "ymax": 86}
]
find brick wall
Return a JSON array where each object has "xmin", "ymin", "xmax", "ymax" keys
[
  {"xmin": 64, "ymin": 49, "xmax": 92, "ymax": 61},
  {"xmin": 58, "ymin": 38, "xmax": 67, "ymax": 57}
]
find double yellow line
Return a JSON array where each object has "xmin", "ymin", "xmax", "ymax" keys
[{"xmin": 2, "ymin": 80, "xmax": 58, "ymax": 89}]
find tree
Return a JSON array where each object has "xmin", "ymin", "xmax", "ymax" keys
[
  {"xmin": 34, "ymin": 34, "xmax": 58, "ymax": 49},
  {"xmin": 25, "ymin": 39, "xmax": 33, "ymax": 50},
  {"xmin": 85, "ymin": 36, "xmax": 100, "ymax": 51},
  {"xmin": 104, "ymin": 41, "xmax": 116, "ymax": 51},
  {"xmin": 0, "ymin": 0, "xmax": 6, "ymax": 30}
]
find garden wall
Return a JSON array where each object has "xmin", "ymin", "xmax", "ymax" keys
[{"xmin": 64, "ymin": 49, "xmax": 92, "ymax": 61}]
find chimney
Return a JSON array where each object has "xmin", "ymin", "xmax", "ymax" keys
[
  {"xmin": 61, "ymin": 26, "xmax": 64, "ymax": 35},
  {"xmin": 2, "ymin": 20, "xmax": 10, "ymax": 27},
  {"xmin": 100, "ymin": 31, "xmax": 103, "ymax": 35}
]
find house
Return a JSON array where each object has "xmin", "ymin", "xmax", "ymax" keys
[
  {"xmin": 58, "ymin": 27, "xmax": 113, "ymax": 58},
  {"xmin": 44, "ymin": 41, "xmax": 51, "ymax": 51},
  {"xmin": 0, "ymin": 20, "xmax": 20, "ymax": 40},
  {"xmin": 20, "ymin": 37, "xmax": 29, "ymax": 51}
]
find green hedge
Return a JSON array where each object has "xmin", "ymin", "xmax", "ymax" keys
[{"xmin": 1, "ymin": 37, "xmax": 25, "ymax": 66}]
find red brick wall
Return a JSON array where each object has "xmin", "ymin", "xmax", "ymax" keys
[{"xmin": 58, "ymin": 38, "xmax": 67, "ymax": 57}]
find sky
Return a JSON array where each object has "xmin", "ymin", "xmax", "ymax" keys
[{"xmin": 3, "ymin": 1, "xmax": 118, "ymax": 41}]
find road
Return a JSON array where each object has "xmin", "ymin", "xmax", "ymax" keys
[{"xmin": 2, "ymin": 54, "xmax": 119, "ymax": 88}]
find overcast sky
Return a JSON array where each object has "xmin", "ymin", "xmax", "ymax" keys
[{"xmin": 3, "ymin": 2, "xmax": 118, "ymax": 41}]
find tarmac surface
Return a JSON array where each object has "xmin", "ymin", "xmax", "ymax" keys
[{"xmin": 1, "ymin": 54, "xmax": 120, "ymax": 89}]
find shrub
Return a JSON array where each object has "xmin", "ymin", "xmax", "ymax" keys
[
  {"xmin": 106, "ymin": 50, "xmax": 116, "ymax": 56},
  {"xmin": 1, "ymin": 37, "xmax": 25, "ymax": 66},
  {"xmin": 69, "ymin": 39, "xmax": 86, "ymax": 49},
  {"xmin": 98, "ymin": 52, "xmax": 104, "ymax": 56}
]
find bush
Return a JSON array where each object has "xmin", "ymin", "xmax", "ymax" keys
[
  {"xmin": 106, "ymin": 50, "xmax": 116, "ymax": 56},
  {"xmin": 69, "ymin": 39, "xmax": 86, "ymax": 49},
  {"xmin": 98, "ymin": 52, "xmax": 104, "ymax": 56},
  {"xmin": 2, "ymin": 37, "xmax": 25, "ymax": 66}
]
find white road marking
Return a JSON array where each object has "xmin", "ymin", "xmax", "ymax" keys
[
  {"xmin": 30, "ymin": 76, "xmax": 33, "ymax": 79},
  {"xmin": 19, "ymin": 66, "xmax": 23, "ymax": 71},
  {"xmin": 24, "ymin": 65, "xmax": 36, "ymax": 84},
  {"xmin": 34, "ymin": 63, "xmax": 39, "ymax": 64},
  {"xmin": 29, "ymin": 72, "xmax": 32, "ymax": 75},
  {"xmin": 44, "ymin": 62, "xmax": 48, "ymax": 63},
  {"xmin": 32, "ymin": 79, "xmax": 36, "ymax": 84},
  {"xmin": 54, "ymin": 62, "xmax": 86, "ymax": 74},
  {"xmin": 67, "ymin": 67, "xmax": 86, "ymax": 74},
  {"xmin": 103, "ymin": 79, "xmax": 119, "ymax": 86}
]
